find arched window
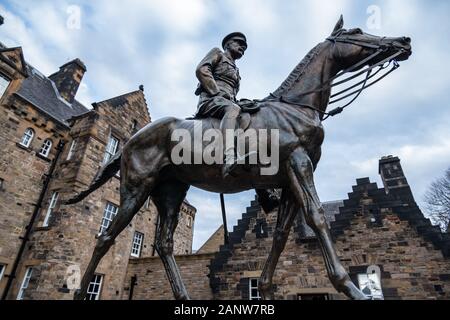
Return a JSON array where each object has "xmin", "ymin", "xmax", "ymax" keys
[
  {"xmin": 39, "ymin": 139, "xmax": 53, "ymax": 157},
  {"xmin": 20, "ymin": 128, "xmax": 34, "ymax": 148}
]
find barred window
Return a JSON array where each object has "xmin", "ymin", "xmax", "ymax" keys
[
  {"xmin": 39, "ymin": 139, "xmax": 53, "ymax": 157},
  {"xmin": 249, "ymin": 278, "xmax": 261, "ymax": 301},
  {"xmin": 43, "ymin": 191, "xmax": 59, "ymax": 227},
  {"xmin": 86, "ymin": 274, "xmax": 103, "ymax": 300},
  {"xmin": 17, "ymin": 267, "xmax": 33, "ymax": 300},
  {"xmin": 99, "ymin": 202, "xmax": 118, "ymax": 234},
  {"xmin": 103, "ymin": 135, "xmax": 119, "ymax": 164},
  {"xmin": 131, "ymin": 231, "xmax": 144, "ymax": 258},
  {"xmin": 20, "ymin": 128, "xmax": 34, "ymax": 148}
]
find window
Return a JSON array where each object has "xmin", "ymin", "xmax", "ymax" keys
[
  {"xmin": 43, "ymin": 192, "xmax": 59, "ymax": 227},
  {"xmin": 357, "ymin": 272, "xmax": 384, "ymax": 300},
  {"xmin": 39, "ymin": 139, "xmax": 52, "ymax": 157},
  {"xmin": 103, "ymin": 135, "xmax": 119, "ymax": 164},
  {"xmin": 0, "ymin": 74, "xmax": 10, "ymax": 98},
  {"xmin": 249, "ymin": 278, "xmax": 261, "ymax": 300},
  {"xmin": 99, "ymin": 202, "xmax": 118, "ymax": 234},
  {"xmin": 131, "ymin": 231, "xmax": 144, "ymax": 258},
  {"xmin": 17, "ymin": 267, "xmax": 33, "ymax": 300},
  {"xmin": 20, "ymin": 128, "xmax": 34, "ymax": 148},
  {"xmin": 66, "ymin": 139, "xmax": 77, "ymax": 160},
  {"xmin": 86, "ymin": 274, "xmax": 103, "ymax": 300},
  {"xmin": 0, "ymin": 264, "xmax": 6, "ymax": 281},
  {"xmin": 187, "ymin": 216, "xmax": 192, "ymax": 228}
]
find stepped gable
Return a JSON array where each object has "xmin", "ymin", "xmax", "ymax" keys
[
  {"xmin": 330, "ymin": 177, "xmax": 450, "ymax": 258},
  {"xmin": 208, "ymin": 196, "xmax": 262, "ymax": 294}
]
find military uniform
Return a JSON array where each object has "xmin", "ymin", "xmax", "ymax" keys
[{"xmin": 194, "ymin": 47, "xmax": 241, "ymax": 119}]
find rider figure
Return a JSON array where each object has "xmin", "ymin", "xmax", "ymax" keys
[{"xmin": 194, "ymin": 32, "xmax": 247, "ymax": 177}]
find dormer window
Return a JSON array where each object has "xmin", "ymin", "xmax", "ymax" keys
[
  {"xmin": 39, "ymin": 139, "xmax": 53, "ymax": 158},
  {"xmin": 20, "ymin": 128, "xmax": 34, "ymax": 148}
]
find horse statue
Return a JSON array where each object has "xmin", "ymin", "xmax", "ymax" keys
[{"xmin": 68, "ymin": 16, "xmax": 412, "ymax": 300}]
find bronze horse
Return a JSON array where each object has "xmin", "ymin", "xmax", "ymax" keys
[{"xmin": 69, "ymin": 16, "xmax": 411, "ymax": 300}]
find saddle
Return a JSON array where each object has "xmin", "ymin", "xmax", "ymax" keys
[{"xmin": 187, "ymin": 99, "xmax": 261, "ymax": 131}]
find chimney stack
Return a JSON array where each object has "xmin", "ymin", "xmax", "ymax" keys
[
  {"xmin": 49, "ymin": 58, "xmax": 86, "ymax": 103},
  {"xmin": 378, "ymin": 156, "xmax": 409, "ymax": 194}
]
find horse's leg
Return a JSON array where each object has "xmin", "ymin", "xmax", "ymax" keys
[
  {"xmin": 74, "ymin": 176, "xmax": 155, "ymax": 300},
  {"xmin": 286, "ymin": 148, "xmax": 368, "ymax": 300},
  {"xmin": 259, "ymin": 189, "xmax": 297, "ymax": 300},
  {"xmin": 152, "ymin": 180, "xmax": 190, "ymax": 300}
]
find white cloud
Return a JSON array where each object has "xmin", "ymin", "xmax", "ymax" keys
[{"xmin": 1, "ymin": 0, "xmax": 449, "ymax": 248}]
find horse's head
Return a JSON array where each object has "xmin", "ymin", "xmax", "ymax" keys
[{"xmin": 328, "ymin": 15, "xmax": 412, "ymax": 71}]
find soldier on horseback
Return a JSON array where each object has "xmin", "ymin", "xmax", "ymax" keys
[
  {"xmin": 194, "ymin": 32, "xmax": 247, "ymax": 178},
  {"xmin": 194, "ymin": 32, "xmax": 279, "ymax": 212}
]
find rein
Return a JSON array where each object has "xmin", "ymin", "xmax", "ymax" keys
[{"xmin": 267, "ymin": 36, "xmax": 405, "ymax": 121}]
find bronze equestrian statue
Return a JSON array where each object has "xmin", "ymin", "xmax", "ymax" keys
[{"xmin": 68, "ymin": 16, "xmax": 412, "ymax": 300}]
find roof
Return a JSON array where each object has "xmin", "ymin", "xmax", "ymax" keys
[{"xmin": 15, "ymin": 64, "xmax": 89, "ymax": 126}]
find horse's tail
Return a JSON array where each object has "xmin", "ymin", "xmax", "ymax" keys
[{"xmin": 65, "ymin": 150, "xmax": 122, "ymax": 205}]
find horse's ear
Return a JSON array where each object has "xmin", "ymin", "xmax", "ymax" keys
[{"xmin": 331, "ymin": 15, "xmax": 344, "ymax": 36}]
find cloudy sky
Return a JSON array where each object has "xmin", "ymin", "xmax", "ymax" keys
[{"xmin": 1, "ymin": 0, "xmax": 449, "ymax": 250}]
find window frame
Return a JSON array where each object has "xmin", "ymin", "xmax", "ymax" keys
[
  {"xmin": 86, "ymin": 274, "xmax": 103, "ymax": 300},
  {"xmin": 249, "ymin": 278, "xmax": 261, "ymax": 301},
  {"xmin": 99, "ymin": 202, "xmax": 119, "ymax": 234},
  {"xmin": 0, "ymin": 264, "xmax": 6, "ymax": 281},
  {"xmin": 20, "ymin": 128, "xmax": 35, "ymax": 148},
  {"xmin": 17, "ymin": 267, "xmax": 33, "ymax": 300},
  {"xmin": 131, "ymin": 231, "xmax": 144, "ymax": 258},
  {"xmin": 0, "ymin": 73, "xmax": 11, "ymax": 99},
  {"xmin": 39, "ymin": 139, "xmax": 53, "ymax": 158},
  {"xmin": 42, "ymin": 191, "xmax": 59, "ymax": 227},
  {"xmin": 103, "ymin": 135, "xmax": 119, "ymax": 164},
  {"xmin": 66, "ymin": 139, "xmax": 77, "ymax": 160}
]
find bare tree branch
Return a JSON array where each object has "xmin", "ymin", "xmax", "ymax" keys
[{"xmin": 424, "ymin": 167, "xmax": 450, "ymax": 231}]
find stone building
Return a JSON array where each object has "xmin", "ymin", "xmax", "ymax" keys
[
  {"xmin": 1, "ymin": 30, "xmax": 449, "ymax": 301},
  {"xmin": 125, "ymin": 156, "xmax": 450, "ymax": 300},
  {"xmin": 0, "ymin": 41, "xmax": 196, "ymax": 300}
]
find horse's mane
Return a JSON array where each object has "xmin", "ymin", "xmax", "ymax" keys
[{"xmin": 272, "ymin": 42, "xmax": 325, "ymax": 97}]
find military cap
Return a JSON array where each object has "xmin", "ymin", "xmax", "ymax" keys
[{"xmin": 222, "ymin": 32, "xmax": 247, "ymax": 50}]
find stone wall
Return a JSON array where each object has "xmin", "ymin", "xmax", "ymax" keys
[
  {"xmin": 123, "ymin": 253, "xmax": 215, "ymax": 300},
  {"xmin": 0, "ymin": 56, "xmax": 69, "ymax": 298},
  {"xmin": 209, "ymin": 179, "xmax": 450, "ymax": 300},
  {"xmin": 11, "ymin": 90, "xmax": 156, "ymax": 300},
  {"xmin": 197, "ymin": 225, "xmax": 225, "ymax": 254}
]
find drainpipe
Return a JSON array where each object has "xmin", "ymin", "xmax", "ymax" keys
[
  {"xmin": 128, "ymin": 274, "xmax": 137, "ymax": 300},
  {"xmin": 1, "ymin": 140, "xmax": 65, "ymax": 300},
  {"xmin": 151, "ymin": 214, "xmax": 160, "ymax": 257}
]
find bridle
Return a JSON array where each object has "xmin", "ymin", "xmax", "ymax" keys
[{"xmin": 267, "ymin": 33, "xmax": 407, "ymax": 121}]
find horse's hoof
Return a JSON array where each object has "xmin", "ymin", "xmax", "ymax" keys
[
  {"xmin": 343, "ymin": 280, "xmax": 370, "ymax": 300},
  {"xmin": 73, "ymin": 289, "xmax": 83, "ymax": 300}
]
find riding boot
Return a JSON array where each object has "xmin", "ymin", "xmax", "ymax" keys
[{"xmin": 221, "ymin": 106, "xmax": 240, "ymax": 178}]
